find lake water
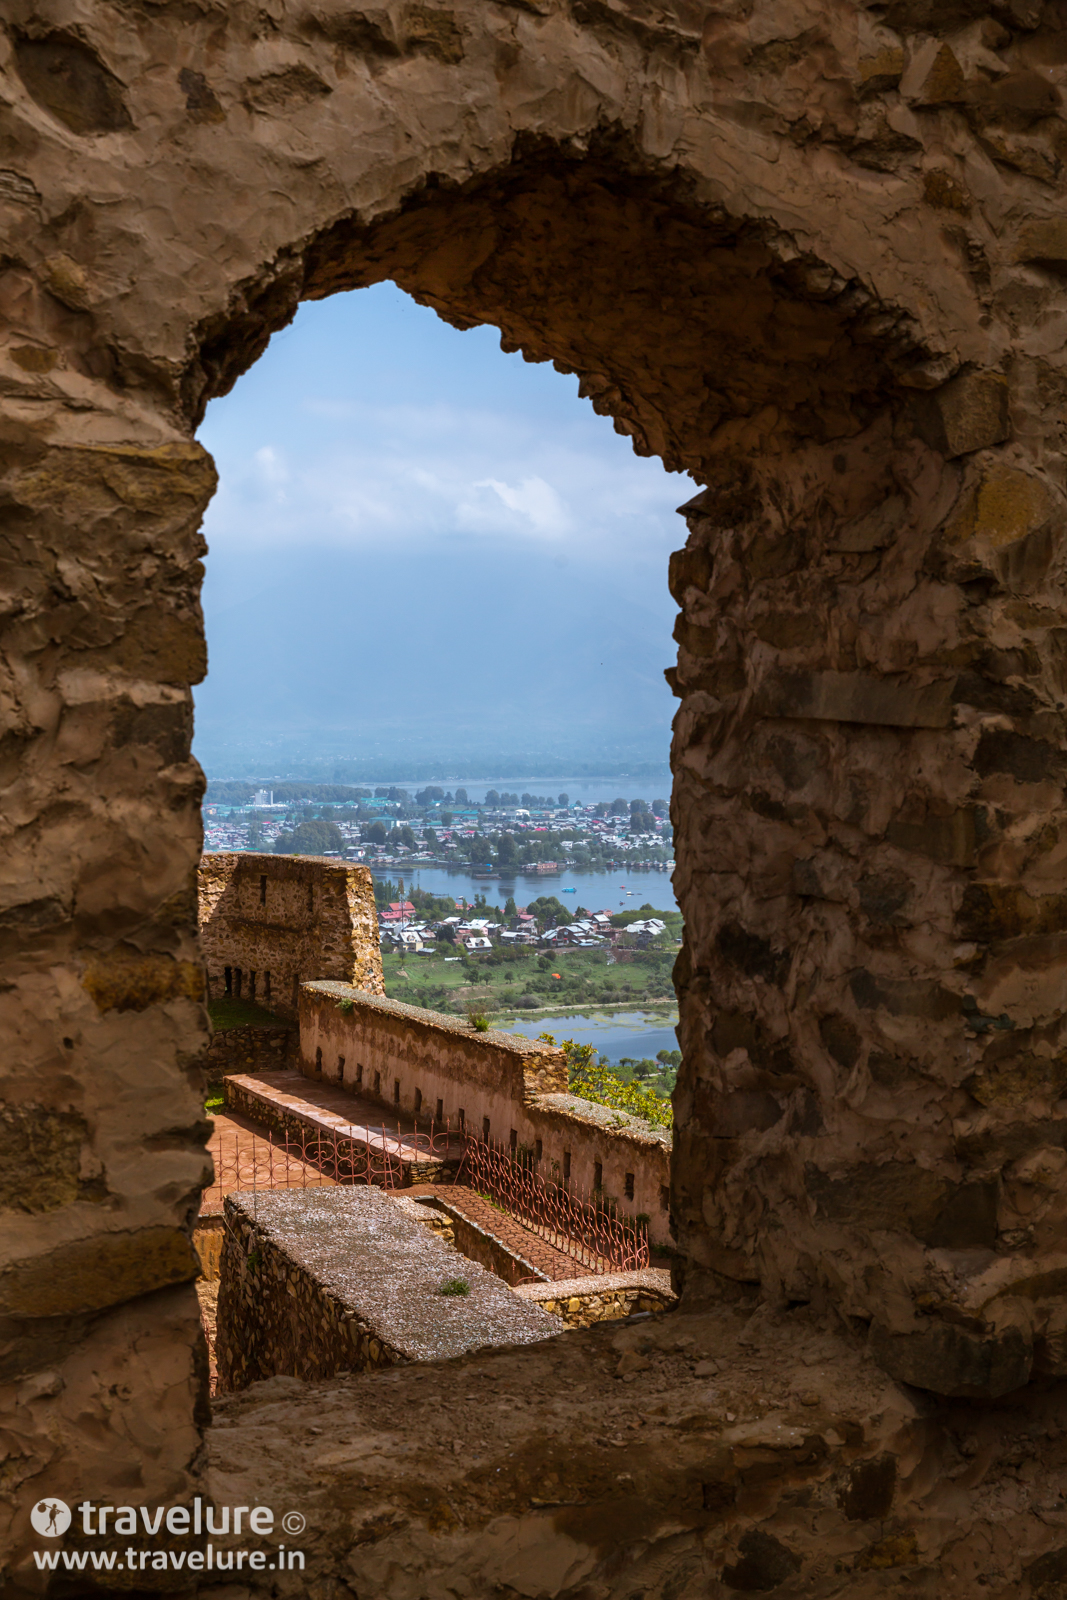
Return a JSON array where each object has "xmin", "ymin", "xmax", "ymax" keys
[
  {"xmin": 372, "ymin": 862, "xmax": 679, "ymax": 916},
  {"xmin": 502, "ymin": 1010, "xmax": 680, "ymax": 1066}
]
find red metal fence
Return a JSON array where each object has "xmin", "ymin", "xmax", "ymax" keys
[
  {"xmin": 203, "ymin": 1116, "xmax": 648, "ymax": 1273},
  {"xmin": 457, "ymin": 1135, "xmax": 650, "ymax": 1273}
]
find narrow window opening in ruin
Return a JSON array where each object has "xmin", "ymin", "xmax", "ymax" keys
[
  {"xmin": 659, "ymin": 1185, "xmax": 670, "ymax": 1212},
  {"xmin": 535, "ymin": 1139, "xmax": 542, "ymax": 1162},
  {"xmin": 563, "ymin": 1150, "xmax": 571, "ymax": 1182},
  {"xmin": 315, "ymin": 1047, "xmax": 322, "ymax": 1075},
  {"xmin": 264, "ymin": 970, "xmax": 271, "ymax": 1002},
  {"xmin": 509, "ymin": 1129, "xmax": 517, "ymax": 1155},
  {"xmin": 224, "ymin": 965, "xmax": 232, "ymax": 996},
  {"xmin": 373, "ymin": 1069, "xmax": 381, "ymax": 1095},
  {"xmin": 234, "ymin": 968, "xmax": 243, "ymax": 998},
  {"xmin": 259, "ymin": 874, "xmax": 266, "ymax": 905},
  {"xmin": 624, "ymin": 1172, "xmax": 634, "ymax": 1201},
  {"xmin": 458, "ymin": 1108, "xmax": 466, "ymax": 1130},
  {"xmin": 594, "ymin": 1160, "xmax": 603, "ymax": 1191},
  {"xmin": 436, "ymin": 1098, "xmax": 443, "ymax": 1123},
  {"xmin": 482, "ymin": 1116, "xmax": 491, "ymax": 1142},
  {"xmin": 338, "ymin": 1055, "xmax": 345, "ymax": 1083},
  {"xmin": 393, "ymin": 1079, "xmax": 400, "ymax": 1106},
  {"xmin": 414, "ymin": 1088, "xmax": 422, "ymax": 1114},
  {"xmin": 356, "ymin": 1063, "xmax": 364, "ymax": 1088},
  {"xmin": 249, "ymin": 970, "xmax": 256, "ymax": 1001}
]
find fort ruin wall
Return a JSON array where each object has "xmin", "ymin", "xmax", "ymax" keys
[{"xmin": 300, "ymin": 982, "xmax": 672, "ymax": 1244}]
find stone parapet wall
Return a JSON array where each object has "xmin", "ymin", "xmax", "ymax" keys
[
  {"xmin": 199, "ymin": 855, "xmax": 383, "ymax": 1021},
  {"xmin": 223, "ymin": 1072, "xmax": 451, "ymax": 1183},
  {"xmin": 515, "ymin": 1269, "xmax": 677, "ymax": 1328},
  {"xmin": 299, "ymin": 985, "xmax": 671, "ymax": 1242},
  {"xmin": 203, "ymin": 1024, "xmax": 292, "ymax": 1080},
  {"xmin": 438, "ymin": 1204, "xmax": 548, "ymax": 1287}
]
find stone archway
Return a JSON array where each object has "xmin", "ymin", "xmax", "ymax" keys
[{"xmin": 5, "ymin": 1, "xmax": 1067, "ymax": 1590}]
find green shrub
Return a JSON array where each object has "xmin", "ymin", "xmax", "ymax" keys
[
  {"xmin": 439, "ymin": 1278, "xmax": 470, "ymax": 1296},
  {"xmin": 467, "ymin": 1007, "xmax": 490, "ymax": 1031}
]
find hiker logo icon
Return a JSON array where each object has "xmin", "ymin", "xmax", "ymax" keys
[{"xmin": 31, "ymin": 1500, "xmax": 71, "ymax": 1537}]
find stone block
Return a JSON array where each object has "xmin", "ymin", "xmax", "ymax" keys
[
  {"xmin": 914, "ymin": 372, "xmax": 1011, "ymax": 458},
  {"xmin": 828, "ymin": 493, "xmax": 906, "ymax": 552},
  {"xmin": 839, "ymin": 1453, "xmax": 897, "ymax": 1521},
  {"xmin": 0, "ymin": 1106, "xmax": 91, "ymax": 1214},
  {"xmin": 1, "ymin": 1226, "xmax": 199, "ymax": 1317},
  {"xmin": 81, "ymin": 950, "xmax": 205, "ymax": 1013},
  {"xmin": 869, "ymin": 1318, "xmax": 1032, "ymax": 1399},
  {"xmin": 755, "ymin": 670, "xmax": 955, "ymax": 728},
  {"xmin": 1015, "ymin": 218, "xmax": 1067, "ymax": 264}
]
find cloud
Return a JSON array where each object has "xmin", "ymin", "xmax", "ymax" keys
[{"xmin": 457, "ymin": 475, "xmax": 570, "ymax": 538}]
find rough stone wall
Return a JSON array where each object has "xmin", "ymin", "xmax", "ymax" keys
[
  {"xmin": 300, "ymin": 980, "xmax": 567, "ymax": 1109},
  {"xmin": 522, "ymin": 1278, "xmax": 677, "ymax": 1327},
  {"xmin": 8, "ymin": 0, "xmax": 1067, "ymax": 1578},
  {"xmin": 215, "ymin": 1187, "xmax": 556, "ymax": 1392},
  {"xmin": 216, "ymin": 1194, "xmax": 404, "ymax": 1389},
  {"xmin": 203, "ymin": 1022, "xmax": 292, "ymax": 1079},
  {"xmin": 199, "ymin": 853, "xmax": 383, "ymax": 1019}
]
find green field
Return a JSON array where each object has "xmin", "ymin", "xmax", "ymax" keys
[
  {"xmin": 207, "ymin": 996, "xmax": 289, "ymax": 1031},
  {"xmin": 381, "ymin": 944, "xmax": 678, "ymax": 1017}
]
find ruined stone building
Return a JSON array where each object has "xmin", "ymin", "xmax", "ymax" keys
[
  {"xmin": 9, "ymin": 0, "xmax": 1067, "ymax": 1592},
  {"xmin": 198, "ymin": 851, "xmax": 384, "ymax": 1017}
]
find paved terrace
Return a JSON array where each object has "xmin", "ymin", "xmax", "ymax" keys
[
  {"xmin": 223, "ymin": 1070, "xmax": 463, "ymax": 1184},
  {"xmin": 201, "ymin": 1108, "xmax": 337, "ymax": 1215}
]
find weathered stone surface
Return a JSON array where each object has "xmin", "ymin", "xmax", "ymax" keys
[
  {"xmin": 914, "ymin": 371, "xmax": 1011, "ymax": 457},
  {"xmin": 755, "ymin": 670, "xmax": 956, "ymax": 728},
  {"xmin": 7, "ymin": 0, "xmax": 1067, "ymax": 1585},
  {"xmin": 199, "ymin": 853, "xmax": 384, "ymax": 1019}
]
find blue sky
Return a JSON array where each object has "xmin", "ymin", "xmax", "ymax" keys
[{"xmin": 193, "ymin": 283, "xmax": 689, "ymax": 778}]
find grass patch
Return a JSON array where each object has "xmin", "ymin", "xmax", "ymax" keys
[
  {"xmin": 467, "ymin": 1007, "xmax": 490, "ymax": 1031},
  {"xmin": 439, "ymin": 1278, "xmax": 470, "ymax": 1296},
  {"xmin": 208, "ymin": 996, "xmax": 289, "ymax": 1031},
  {"xmin": 204, "ymin": 1090, "xmax": 224, "ymax": 1113},
  {"xmin": 380, "ymin": 945, "xmax": 677, "ymax": 1015}
]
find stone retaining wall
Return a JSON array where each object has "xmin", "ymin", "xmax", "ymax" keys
[
  {"xmin": 215, "ymin": 1188, "xmax": 557, "ymax": 1392},
  {"xmin": 216, "ymin": 1196, "xmax": 404, "ymax": 1390},
  {"xmin": 515, "ymin": 1270, "xmax": 677, "ymax": 1328},
  {"xmin": 440, "ymin": 1205, "xmax": 548, "ymax": 1287},
  {"xmin": 203, "ymin": 1024, "xmax": 292, "ymax": 1080}
]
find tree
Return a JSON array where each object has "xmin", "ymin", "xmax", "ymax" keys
[
  {"xmin": 610, "ymin": 798, "xmax": 628, "ymax": 816},
  {"xmin": 504, "ymin": 896, "xmax": 517, "ymax": 918},
  {"xmin": 497, "ymin": 833, "xmax": 519, "ymax": 867},
  {"xmin": 527, "ymin": 895, "xmax": 572, "ymax": 927},
  {"xmin": 652, "ymin": 799, "xmax": 668, "ymax": 818},
  {"xmin": 454, "ymin": 787, "xmax": 468, "ymax": 804},
  {"xmin": 558, "ymin": 793, "xmax": 569, "ymax": 806},
  {"xmin": 395, "ymin": 825, "xmax": 416, "ymax": 847},
  {"xmin": 275, "ymin": 819, "xmax": 345, "ymax": 855},
  {"xmin": 485, "ymin": 789, "xmax": 500, "ymax": 804},
  {"xmin": 365, "ymin": 821, "xmax": 387, "ymax": 845},
  {"xmin": 424, "ymin": 827, "xmax": 438, "ymax": 848}
]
